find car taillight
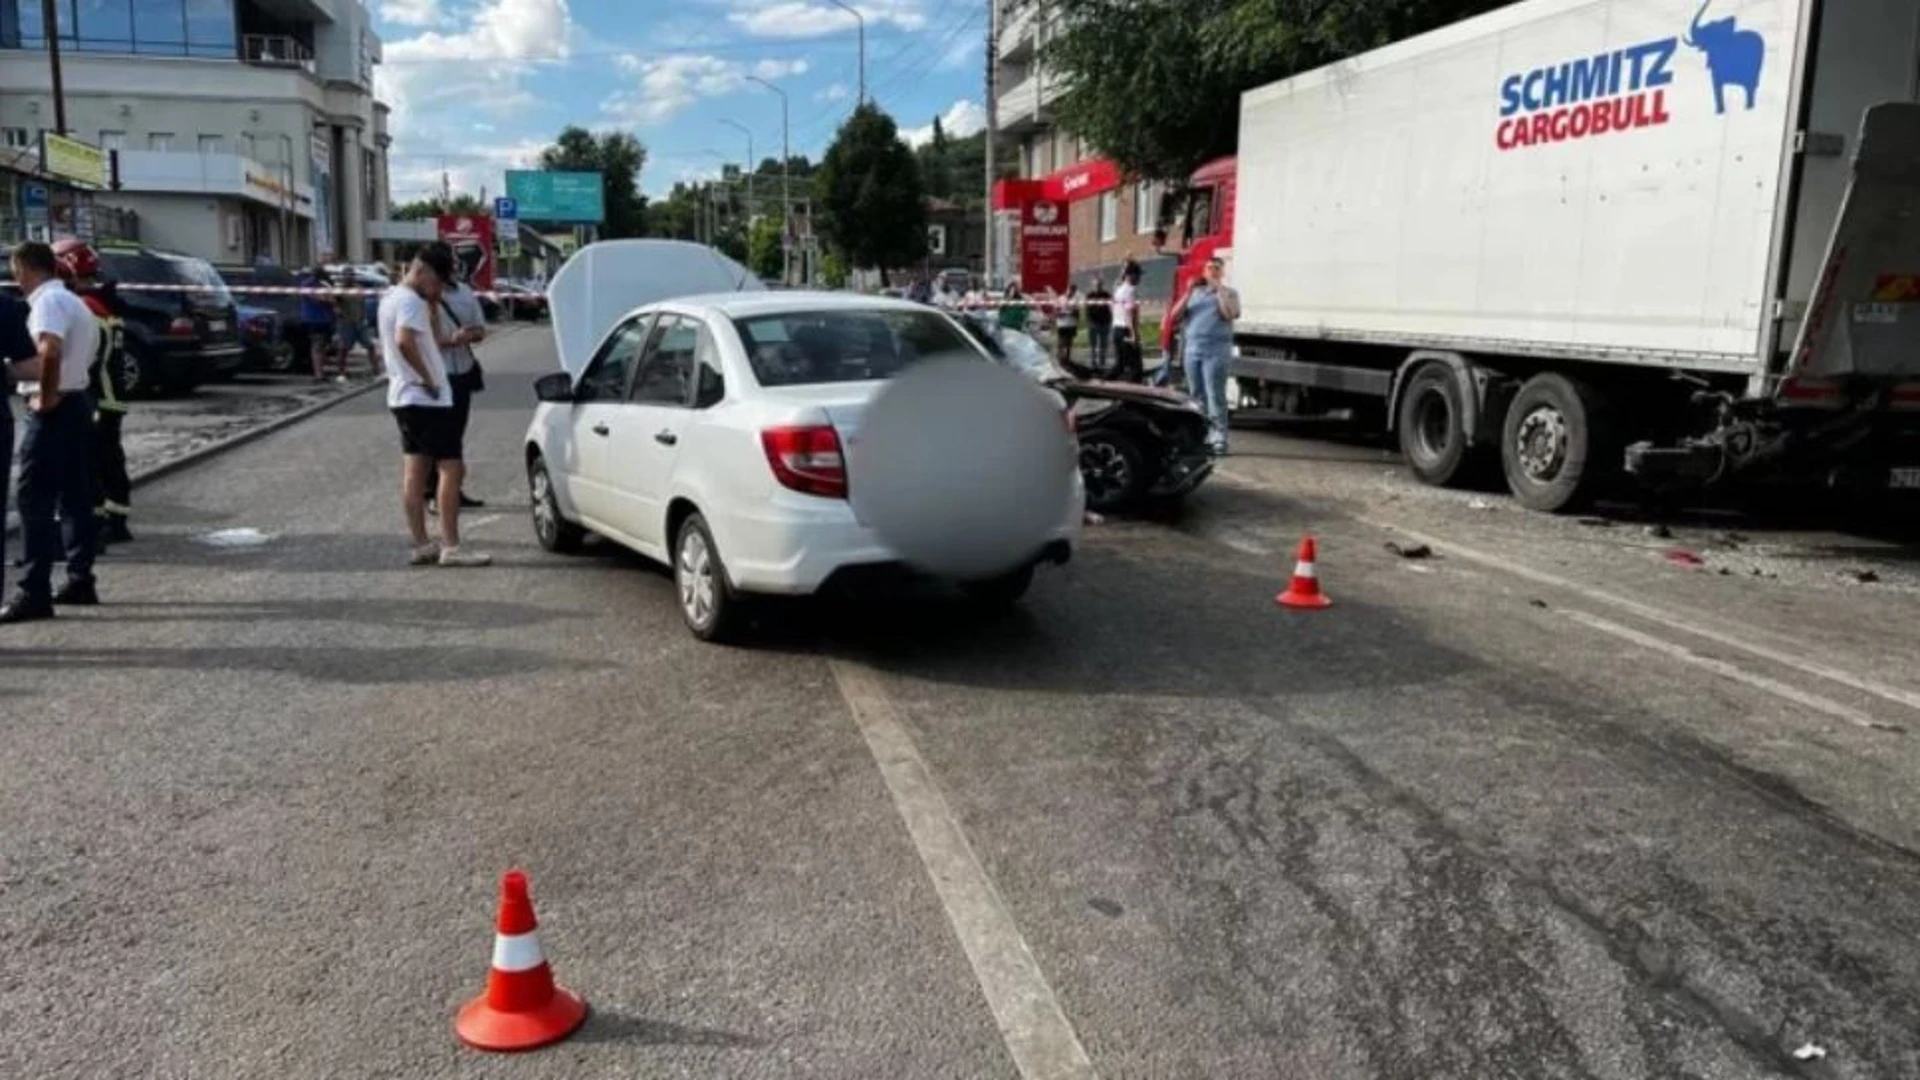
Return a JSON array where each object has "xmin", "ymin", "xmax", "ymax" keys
[
  {"xmin": 761, "ymin": 425, "xmax": 848, "ymax": 498},
  {"xmin": 168, "ymin": 316, "xmax": 194, "ymax": 335}
]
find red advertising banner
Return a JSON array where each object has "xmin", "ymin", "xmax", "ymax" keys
[
  {"xmin": 1018, "ymin": 198, "xmax": 1069, "ymax": 296},
  {"xmin": 436, "ymin": 213, "xmax": 496, "ymax": 292}
]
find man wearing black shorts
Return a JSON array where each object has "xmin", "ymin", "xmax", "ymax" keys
[{"xmin": 376, "ymin": 244, "xmax": 490, "ymax": 567}]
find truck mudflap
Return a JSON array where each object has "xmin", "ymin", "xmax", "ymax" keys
[{"xmin": 1778, "ymin": 102, "xmax": 1920, "ymax": 411}]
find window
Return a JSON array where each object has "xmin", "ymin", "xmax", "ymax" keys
[
  {"xmin": 1098, "ymin": 191, "xmax": 1118, "ymax": 243},
  {"xmin": 148, "ymin": 132, "xmax": 174, "ymax": 152},
  {"xmin": 1134, "ymin": 181, "xmax": 1158, "ymax": 235},
  {"xmin": 693, "ymin": 328, "xmax": 725, "ymax": 408},
  {"xmin": 733, "ymin": 308, "xmax": 980, "ymax": 387},
  {"xmin": 2, "ymin": 128, "xmax": 30, "ymax": 150},
  {"xmin": 98, "ymin": 131, "xmax": 125, "ymax": 152},
  {"xmin": 198, "ymin": 134, "xmax": 224, "ymax": 155},
  {"xmin": 6, "ymin": 1, "xmax": 237, "ymax": 57},
  {"xmin": 133, "ymin": 0, "xmax": 186, "ymax": 51},
  {"xmin": 577, "ymin": 316, "xmax": 651, "ymax": 402},
  {"xmin": 630, "ymin": 316, "xmax": 698, "ymax": 406}
]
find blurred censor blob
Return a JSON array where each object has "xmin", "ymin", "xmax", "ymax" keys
[{"xmin": 852, "ymin": 358, "xmax": 1076, "ymax": 581}]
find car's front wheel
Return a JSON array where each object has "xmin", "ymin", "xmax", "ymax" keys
[
  {"xmin": 528, "ymin": 455, "xmax": 585, "ymax": 553},
  {"xmin": 675, "ymin": 512, "xmax": 745, "ymax": 643}
]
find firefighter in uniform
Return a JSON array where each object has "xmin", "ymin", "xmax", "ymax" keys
[{"xmin": 53, "ymin": 239, "xmax": 133, "ymax": 547}]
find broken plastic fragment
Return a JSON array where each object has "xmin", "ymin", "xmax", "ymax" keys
[{"xmin": 1791, "ymin": 1043, "xmax": 1826, "ymax": 1062}]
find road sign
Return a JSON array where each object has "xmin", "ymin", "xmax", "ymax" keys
[
  {"xmin": 494, "ymin": 196, "xmax": 518, "ymax": 221},
  {"xmin": 504, "ymin": 170, "xmax": 604, "ymax": 224},
  {"xmin": 23, "ymin": 184, "xmax": 49, "ymax": 212}
]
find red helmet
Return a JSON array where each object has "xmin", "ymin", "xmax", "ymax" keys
[{"xmin": 52, "ymin": 237, "xmax": 100, "ymax": 282}]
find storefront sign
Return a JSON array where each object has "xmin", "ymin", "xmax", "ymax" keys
[
  {"xmin": 1018, "ymin": 198, "xmax": 1069, "ymax": 296},
  {"xmin": 41, "ymin": 133, "xmax": 107, "ymax": 189},
  {"xmin": 310, "ymin": 130, "xmax": 335, "ymax": 261},
  {"xmin": 22, "ymin": 182, "xmax": 51, "ymax": 241},
  {"xmin": 438, "ymin": 214, "xmax": 496, "ymax": 291}
]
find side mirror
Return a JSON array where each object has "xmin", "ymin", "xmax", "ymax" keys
[{"xmin": 533, "ymin": 371, "xmax": 574, "ymax": 403}]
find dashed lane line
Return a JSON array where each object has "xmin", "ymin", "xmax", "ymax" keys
[{"xmin": 827, "ymin": 660, "xmax": 1100, "ymax": 1080}]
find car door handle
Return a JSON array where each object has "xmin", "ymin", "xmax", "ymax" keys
[
  {"xmin": 654, "ymin": 430, "xmax": 678, "ymax": 446},
  {"xmin": 591, "ymin": 423, "xmax": 610, "ymax": 436}
]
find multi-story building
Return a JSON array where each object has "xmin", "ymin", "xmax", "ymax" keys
[
  {"xmin": 991, "ymin": 0, "xmax": 1175, "ymax": 293},
  {"xmin": 0, "ymin": 0, "xmax": 392, "ymax": 266}
]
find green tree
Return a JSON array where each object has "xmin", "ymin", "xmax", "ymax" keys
[
  {"xmin": 746, "ymin": 216, "xmax": 785, "ymax": 280},
  {"xmin": 814, "ymin": 104, "xmax": 928, "ymax": 272},
  {"xmin": 536, "ymin": 126, "xmax": 649, "ymax": 237},
  {"xmin": 918, "ymin": 115, "xmax": 952, "ymax": 200},
  {"xmin": 392, "ymin": 193, "xmax": 485, "ymax": 221},
  {"xmin": 820, "ymin": 250, "xmax": 849, "ymax": 289},
  {"xmin": 1044, "ymin": 0, "xmax": 1507, "ymax": 182}
]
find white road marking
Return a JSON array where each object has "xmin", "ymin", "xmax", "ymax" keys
[
  {"xmin": 1214, "ymin": 531, "xmax": 1271, "ymax": 557},
  {"xmin": 827, "ymin": 660, "xmax": 1099, "ymax": 1080},
  {"xmin": 463, "ymin": 513, "xmax": 504, "ymax": 532},
  {"xmin": 1559, "ymin": 609, "xmax": 1891, "ymax": 732},
  {"xmin": 1347, "ymin": 515, "xmax": 1920, "ymax": 716}
]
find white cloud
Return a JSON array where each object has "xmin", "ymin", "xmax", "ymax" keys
[
  {"xmin": 814, "ymin": 81, "xmax": 850, "ymax": 103},
  {"xmin": 377, "ymin": 0, "xmax": 573, "ymax": 205},
  {"xmin": 602, "ymin": 54, "xmax": 808, "ymax": 126},
  {"xmin": 900, "ymin": 99, "xmax": 986, "ymax": 148},
  {"xmin": 380, "ymin": 0, "xmax": 444, "ymax": 27},
  {"xmin": 728, "ymin": 0, "xmax": 926, "ymax": 39}
]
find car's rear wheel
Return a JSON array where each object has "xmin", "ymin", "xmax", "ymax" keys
[
  {"xmin": 528, "ymin": 455, "xmax": 585, "ymax": 553},
  {"xmin": 675, "ymin": 512, "xmax": 745, "ymax": 643}
]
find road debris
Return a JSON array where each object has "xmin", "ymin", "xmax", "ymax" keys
[
  {"xmin": 1791, "ymin": 1043, "xmax": 1827, "ymax": 1062},
  {"xmin": 1851, "ymin": 569, "xmax": 1881, "ymax": 584},
  {"xmin": 1384, "ymin": 541, "xmax": 1433, "ymax": 559},
  {"xmin": 1467, "ymin": 498, "xmax": 1496, "ymax": 511},
  {"xmin": 195, "ymin": 528, "xmax": 276, "ymax": 549},
  {"xmin": 1665, "ymin": 549, "xmax": 1706, "ymax": 568},
  {"xmin": 1529, "ymin": 598, "xmax": 1550, "ymax": 609},
  {"xmin": 1646, "ymin": 524, "xmax": 1675, "ymax": 539}
]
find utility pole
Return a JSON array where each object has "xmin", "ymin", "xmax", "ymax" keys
[
  {"xmin": 748, "ymin": 76, "xmax": 791, "ymax": 285},
  {"xmin": 828, "ymin": 0, "xmax": 865, "ymax": 105},
  {"xmin": 41, "ymin": 0, "xmax": 67, "ymax": 135},
  {"xmin": 719, "ymin": 119, "xmax": 754, "ymax": 210},
  {"xmin": 983, "ymin": 0, "xmax": 998, "ymax": 289}
]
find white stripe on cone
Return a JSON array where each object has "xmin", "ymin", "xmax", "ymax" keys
[
  {"xmin": 1294, "ymin": 563, "xmax": 1317, "ymax": 579},
  {"xmin": 490, "ymin": 930, "xmax": 547, "ymax": 973}
]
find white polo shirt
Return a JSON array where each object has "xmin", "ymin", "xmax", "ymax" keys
[{"xmin": 25, "ymin": 279, "xmax": 99, "ymax": 394}]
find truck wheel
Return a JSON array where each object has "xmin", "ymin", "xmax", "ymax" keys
[
  {"xmin": 1397, "ymin": 363, "xmax": 1479, "ymax": 487},
  {"xmin": 1502, "ymin": 373, "xmax": 1616, "ymax": 513}
]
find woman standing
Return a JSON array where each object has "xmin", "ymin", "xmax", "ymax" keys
[
  {"xmin": 1054, "ymin": 283, "xmax": 1082, "ymax": 366},
  {"xmin": 998, "ymin": 283, "xmax": 1030, "ymax": 334},
  {"xmin": 1165, "ymin": 257, "xmax": 1241, "ymax": 455}
]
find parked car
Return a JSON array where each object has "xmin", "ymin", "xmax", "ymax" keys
[
  {"xmin": 525, "ymin": 241, "xmax": 1083, "ymax": 642},
  {"xmin": 235, "ymin": 302, "xmax": 295, "ymax": 373},
  {"xmin": 217, "ymin": 263, "xmax": 301, "ymax": 374},
  {"xmin": 95, "ymin": 246, "xmax": 245, "ymax": 396},
  {"xmin": 961, "ymin": 311, "xmax": 1213, "ymax": 515},
  {"xmin": 495, "ymin": 280, "xmax": 548, "ymax": 320}
]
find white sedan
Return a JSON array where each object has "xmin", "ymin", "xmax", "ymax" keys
[{"xmin": 524, "ymin": 252, "xmax": 1083, "ymax": 641}]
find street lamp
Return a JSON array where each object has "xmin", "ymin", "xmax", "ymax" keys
[
  {"xmin": 699, "ymin": 149, "xmax": 729, "ymax": 244},
  {"xmin": 746, "ymin": 75, "xmax": 791, "ymax": 285},
  {"xmin": 718, "ymin": 118, "xmax": 754, "ymax": 208},
  {"xmin": 826, "ymin": 0, "xmax": 864, "ymax": 106}
]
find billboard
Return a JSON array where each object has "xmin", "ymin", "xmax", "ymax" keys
[
  {"xmin": 505, "ymin": 170, "xmax": 605, "ymax": 223},
  {"xmin": 1018, "ymin": 198, "xmax": 1069, "ymax": 296},
  {"xmin": 438, "ymin": 214, "xmax": 496, "ymax": 292},
  {"xmin": 41, "ymin": 133, "xmax": 107, "ymax": 189}
]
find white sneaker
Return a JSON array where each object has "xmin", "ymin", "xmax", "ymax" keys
[
  {"xmin": 409, "ymin": 542, "xmax": 441, "ymax": 566},
  {"xmin": 438, "ymin": 546, "xmax": 493, "ymax": 567}
]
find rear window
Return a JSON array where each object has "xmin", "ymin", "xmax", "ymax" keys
[
  {"xmin": 102, "ymin": 252, "xmax": 234, "ymax": 308},
  {"xmin": 219, "ymin": 265, "xmax": 301, "ymax": 316},
  {"xmin": 732, "ymin": 307, "xmax": 981, "ymax": 387}
]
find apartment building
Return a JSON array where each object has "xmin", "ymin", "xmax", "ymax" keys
[
  {"xmin": 0, "ymin": 0, "xmax": 392, "ymax": 266},
  {"xmin": 991, "ymin": 0, "xmax": 1174, "ymax": 292}
]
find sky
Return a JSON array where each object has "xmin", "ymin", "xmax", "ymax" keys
[{"xmin": 371, "ymin": 0, "xmax": 990, "ymax": 207}]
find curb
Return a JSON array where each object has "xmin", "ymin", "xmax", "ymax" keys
[{"xmin": 5, "ymin": 378, "xmax": 385, "ymax": 540}]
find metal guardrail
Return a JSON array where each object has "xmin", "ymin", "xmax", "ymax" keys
[{"xmin": 241, "ymin": 35, "xmax": 316, "ymax": 74}]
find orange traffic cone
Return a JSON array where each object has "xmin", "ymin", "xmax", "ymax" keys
[
  {"xmin": 455, "ymin": 870, "xmax": 588, "ymax": 1052},
  {"xmin": 1276, "ymin": 535, "xmax": 1332, "ymax": 610}
]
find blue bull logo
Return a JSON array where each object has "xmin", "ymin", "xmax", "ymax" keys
[
  {"xmin": 1496, "ymin": 1, "xmax": 1766, "ymax": 151},
  {"xmin": 1686, "ymin": 0, "xmax": 1765, "ymax": 114}
]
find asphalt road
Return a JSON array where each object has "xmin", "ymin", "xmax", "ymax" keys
[{"xmin": 3, "ymin": 325, "xmax": 1918, "ymax": 1080}]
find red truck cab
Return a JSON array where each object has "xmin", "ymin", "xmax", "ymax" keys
[{"xmin": 1158, "ymin": 156, "xmax": 1238, "ymax": 355}]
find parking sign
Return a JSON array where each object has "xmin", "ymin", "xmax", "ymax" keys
[{"xmin": 494, "ymin": 196, "xmax": 518, "ymax": 221}]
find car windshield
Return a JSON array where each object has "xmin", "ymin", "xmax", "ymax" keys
[
  {"xmin": 103, "ymin": 251, "xmax": 234, "ymax": 308},
  {"xmin": 732, "ymin": 307, "xmax": 984, "ymax": 387},
  {"xmin": 958, "ymin": 311, "xmax": 1070, "ymax": 384}
]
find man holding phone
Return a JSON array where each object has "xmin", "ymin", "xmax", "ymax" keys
[
  {"xmin": 1165, "ymin": 256, "xmax": 1241, "ymax": 456},
  {"xmin": 378, "ymin": 243, "xmax": 489, "ymax": 568}
]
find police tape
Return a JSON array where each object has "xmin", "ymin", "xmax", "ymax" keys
[{"xmin": 103, "ymin": 281, "xmax": 1144, "ymax": 310}]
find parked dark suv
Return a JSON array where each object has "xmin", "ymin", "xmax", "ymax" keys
[{"xmin": 95, "ymin": 246, "xmax": 246, "ymax": 396}]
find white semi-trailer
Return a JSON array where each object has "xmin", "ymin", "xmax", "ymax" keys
[{"xmin": 1165, "ymin": 0, "xmax": 1920, "ymax": 511}]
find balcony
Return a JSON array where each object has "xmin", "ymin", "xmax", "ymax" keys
[
  {"xmin": 996, "ymin": 76, "xmax": 1043, "ymax": 135},
  {"xmin": 112, "ymin": 150, "xmax": 315, "ymax": 216},
  {"xmin": 242, "ymin": 34, "xmax": 317, "ymax": 74},
  {"xmin": 997, "ymin": 1, "xmax": 1036, "ymax": 62}
]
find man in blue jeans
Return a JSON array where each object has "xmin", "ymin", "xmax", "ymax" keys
[
  {"xmin": 2, "ymin": 242, "xmax": 101, "ymax": 624},
  {"xmin": 1165, "ymin": 256, "xmax": 1242, "ymax": 456}
]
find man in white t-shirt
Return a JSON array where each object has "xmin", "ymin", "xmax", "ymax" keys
[
  {"xmin": 379, "ymin": 243, "xmax": 490, "ymax": 567},
  {"xmin": 2, "ymin": 241, "xmax": 102, "ymax": 623}
]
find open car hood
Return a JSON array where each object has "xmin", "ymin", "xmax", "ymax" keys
[{"xmin": 547, "ymin": 240, "xmax": 765, "ymax": 382}]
